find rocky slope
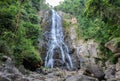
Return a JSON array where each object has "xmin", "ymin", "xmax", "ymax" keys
[
  {"xmin": 0, "ymin": 55, "xmax": 120, "ymax": 81},
  {"xmin": 0, "ymin": 56, "xmax": 99, "ymax": 81}
]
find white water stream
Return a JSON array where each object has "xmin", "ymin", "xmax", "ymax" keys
[{"xmin": 45, "ymin": 10, "xmax": 73, "ymax": 69}]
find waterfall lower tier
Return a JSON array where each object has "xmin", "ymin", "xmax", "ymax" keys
[{"xmin": 44, "ymin": 10, "xmax": 73, "ymax": 70}]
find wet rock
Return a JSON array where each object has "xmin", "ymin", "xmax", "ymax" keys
[
  {"xmin": 36, "ymin": 68, "xmax": 54, "ymax": 75},
  {"xmin": 38, "ymin": 10, "xmax": 52, "ymax": 62}
]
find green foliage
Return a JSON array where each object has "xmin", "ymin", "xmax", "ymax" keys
[
  {"xmin": 62, "ymin": 20, "xmax": 70, "ymax": 29},
  {"xmin": 0, "ymin": 5, "xmax": 17, "ymax": 33},
  {"xmin": 13, "ymin": 38, "xmax": 41, "ymax": 65},
  {"xmin": 0, "ymin": 0, "xmax": 48, "ymax": 68},
  {"xmin": 0, "ymin": 40, "xmax": 11, "ymax": 55},
  {"xmin": 57, "ymin": 0, "xmax": 120, "ymax": 63},
  {"xmin": 111, "ymin": 38, "xmax": 120, "ymax": 48}
]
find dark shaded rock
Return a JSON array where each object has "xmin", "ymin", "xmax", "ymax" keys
[
  {"xmin": 69, "ymin": 48, "xmax": 75, "ymax": 54},
  {"xmin": 22, "ymin": 58, "xmax": 41, "ymax": 71},
  {"xmin": 85, "ymin": 63, "xmax": 105, "ymax": 80},
  {"xmin": 1, "ymin": 56, "xmax": 10, "ymax": 62},
  {"xmin": 2, "ymin": 55, "xmax": 12, "ymax": 65},
  {"xmin": 54, "ymin": 59, "xmax": 65, "ymax": 68}
]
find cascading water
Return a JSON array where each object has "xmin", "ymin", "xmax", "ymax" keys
[{"xmin": 45, "ymin": 10, "xmax": 73, "ymax": 69}]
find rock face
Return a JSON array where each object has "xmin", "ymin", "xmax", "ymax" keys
[
  {"xmin": 85, "ymin": 63, "xmax": 105, "ymax": 80},
  {"xmin": 61, "ymin": 11, "xmax": 99, "ymax": 69},
  {"xmin": 75, "ymin": 40, "xmax": 99, "ymax": 67},
  {"xmin": 38, "ymin": 10, "xmax": 52, "ymax": 62}
]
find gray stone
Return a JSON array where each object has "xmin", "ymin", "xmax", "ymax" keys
[
  {"xmin": 65, "ymin": 75, "xmax": 98, "ymax": 81},
  {"xmin": 0, "ymin": 75, "xmax": 11, "ymax": 81},
  {"xmin": 105, "ymin": 65, "xmax": 116, "ymax": 79}
]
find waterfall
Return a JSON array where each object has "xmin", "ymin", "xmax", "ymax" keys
[{"xmin": 45, "ymin": 10, "xmax": 73, "ymax": 69}]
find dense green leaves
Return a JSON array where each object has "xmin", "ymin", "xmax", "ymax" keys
[
  {"xmin": 57, "ymin": 0, "xmax": 120, "ymax": 63},
  {"xmin": 0, "ymin": 0, "xmax": 48, "ymax": 67}
]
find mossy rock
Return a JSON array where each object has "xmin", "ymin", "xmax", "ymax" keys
[{"xmin": 105, "ymin": 38, "xmax": 120, "ymax": 53}]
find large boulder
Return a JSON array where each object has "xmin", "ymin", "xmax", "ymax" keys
[{"xmin": 84, "ymin": 63, "xmax": 105, "ymax": 80}]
